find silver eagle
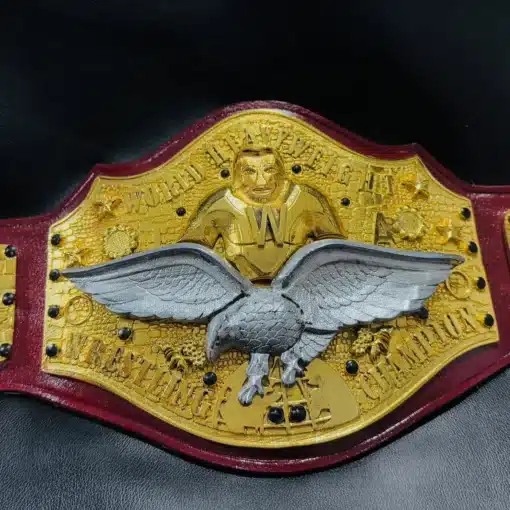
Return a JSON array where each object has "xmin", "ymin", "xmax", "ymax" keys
[{"xmin": 63, "ymin": 240, "xmax": 463, "ymax": 405}]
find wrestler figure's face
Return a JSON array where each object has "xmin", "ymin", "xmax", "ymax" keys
[{"xmin": 233, "ymin": 152, "xmax": 285, "ymax": 204}]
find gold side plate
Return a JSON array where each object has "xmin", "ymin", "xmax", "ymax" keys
[
  {"xmin": 43, "ymin": 111, "xmax": 498, "ymax": 448},
  {"xmin": 0, "ymin": 246, "xmax": 16, "ymax": 359}
]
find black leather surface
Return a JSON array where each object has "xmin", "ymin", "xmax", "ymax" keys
[{"xmin": 0, "ymin": 1, "xmax": 509, "ymax": 508}]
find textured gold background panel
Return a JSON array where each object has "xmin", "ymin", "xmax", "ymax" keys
[{"xmin": 43, "ymin": 110, "xmax": 498, "ymax": 447}]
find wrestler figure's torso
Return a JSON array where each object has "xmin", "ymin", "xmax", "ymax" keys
[{"xmin": 181, "ymin": 183, "xmax": 345, "ymax": 280}]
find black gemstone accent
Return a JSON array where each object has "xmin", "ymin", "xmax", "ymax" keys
[
  {"xmin": 4, "ymin": 245, "xmax": 16, "ymax": 258},
  {"xmin": 461, "ymin": 207, "xmax": 471, "ymax": 219},
  {"xmin": 50, "ymin": 233, "xmax": 62, "ymax": 246},
  {"xmin": 220, "ymin": 168, "xmax": 230, "ymax": 178},
  {"xmin": 261, "ymin": 375, "xmax": 270, "ymax": 387},
  {"xmin": 484, "ymin": 314, "xmax": 495, "ymax": 327},
  {"xmin": 468, "ymin": 241, "xmax": 478, "ymax": 253},
  {"xmin": 203, "ymin": 371, "xmax": 217, "ymax": 386},
  {"xmin": 117, "ymin": 327, "xmax": 132, "ymax": 340},
  {"xmin": 0, "ymin": 343, "xmax": 11, "ymax": 358},
  {"xmin": 476, "ymin": 277, "xmax": 486, "ymax": 290},
  {"xmin": 45, "ymin": 343, "xmax": 59, "ymax": 357},
  {"xmin": 289, "ymin": 405, "xmax": 307, "ymax": 423},
  {"xmin": 341, "ymin": 197, "xmax": 351, "ymax": 206},
  {"xmin": 416, "ymin": 307, "xmax": 429, "ymax": 320},
  {"xmin": 2, "ymin": 293, "xmax": 14, "ymax": 306},
  {"xmin": 49, "ymin": 269, "xmax": 61, "ymax": 282},
  {"xmin": 176, "ymin": 207, "xmax": 186, "ymax": 217},
  {"xmin": 345, "ymin": 359, "xmax": 359, "ymax": 375},
  {"xmin": 268, "ymin": 407, "xmax": 285, "ymax": 424},
  {"xmin": 47, "ymin": 305, "xmax": 60, "ymax": 319},
  {"xmin": 291, "ymin": 164, "xmax": 302, "ymax": 174}
]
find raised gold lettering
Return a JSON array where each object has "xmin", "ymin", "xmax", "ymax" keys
[
  {"xmin": 307, "ymin": 147, "xmax": 321, "ymax": 166},
  {"xmin": 206, "ymin": 144, "xmax": 228, "ymax": 166},
  {"xmin": 133, "ymin": 359, "xmax": 153, "ymax": 387},
  {"xmin": 443, "ymin": 313, "xmax": 462, "ymax": 338},
  {"xmin": 224, "ymin": 134, "xmax": 240, "ymax": 153},
  {"xmin": 458, "ymin": 306, "xmax": 481, "ymax": 333},
  {"xmin": 360, "ymin": 373, "xmax": 381, "ymax": 400},
  {"xmin": 287, "ymin": 135, "xmax": 310, "ymax": 157}
]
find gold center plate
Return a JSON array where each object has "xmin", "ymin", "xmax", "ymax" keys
[{"xmin": 43, "ymin": 110, "xmax": 498, "ymax": 448}]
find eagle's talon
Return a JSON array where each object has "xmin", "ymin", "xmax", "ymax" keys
[
  {"xmin": 280, "ymin": 350, "xmax": 304, "ymax": 386},
  {"xmin": 238, "ymin": 376, "xmax": 265, "ymax": 405},
  {"xmin": 281, "ymin": 368, "xmax": 297, "ymax": 386}
]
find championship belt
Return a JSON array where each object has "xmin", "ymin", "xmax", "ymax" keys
[{"xmin": 0, "ymin": 102, "xmax": 508, "ymax": 474}]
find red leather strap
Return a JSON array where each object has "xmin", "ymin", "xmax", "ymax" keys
[{"xmin": 0, "ymin": 101, "xmax": 508, "ymax": 474}]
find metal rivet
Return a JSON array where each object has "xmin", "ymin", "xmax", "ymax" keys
[
  {"xmin": 176, "ymin": 207, "xmax": 186, "ymax": 217},
  {"xmin": 0, "ymin": 343, "xmax": 11, "ymax": 358},
  {"xmin": 484, "ymin": 314, "xmax": 495, "ymax": 327},
  {"xmin": 291, "ymin": 164, "xmax": 302, "ymax": 174},
  {"xmin": 289, "ymin": 405, "xmax": 307, "ymax": 423},
  {"xmin": 268, "ymin": 407, "xmax": 285, "ymax": 424},
  {"xmin": 45, "ymin": 343, "xmax": 59, "ymax": 357},
  {"xmin": 461, "ymin": 207, "xmax": 471, "ymax": 219},
  {"xmin": 117, "ymin": 327, "xmax": 132, "ymax": 340},
  {"xmin": 468, "ymin": 241, "xmax": 478, "ymax": 253},
  {"xmin": 203, "ymin": 372, "xmax": 217, "ymax": 386},
  {"xmin": 345, "ymin": 359, "xmax": 359, "ymax": 375},
  {"xmin": 4, "ymin": 245, "xmax": 16, "ymax": 258},
  {"xmin": 2, "ymin": 293, "xmax": 14, "ymax": 306},
  {"xmin": 49, "ymin": 269, "xmax": 61, "ymax": 282},
  {"xmin": 50, "ymin": 234, "xmax": 62, "ymax": 246},
  {"xmin": 47, "ymin": 305, "xmax": 60, "ymax": 319},
  {"xmin": 415, "ymin": 307, "xmax": 429, "ymax": 320}
]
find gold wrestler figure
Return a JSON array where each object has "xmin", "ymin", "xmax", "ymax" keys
[{"xmin": 181, "ymin": 145, "xmax": 345, "ymax": 280}]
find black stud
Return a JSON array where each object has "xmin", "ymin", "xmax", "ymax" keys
[
  {"xmin": 4, "ymin": 245, "xmax": 16, "ymax": 258},
  {"xmin": 2, "ymin": 292, "xmax": 14, "ymax": 306},
  {"xmin": 468, "ymin": 241, "xmax": 478, "ymax": 253},
  {"xmin": 484, "ymin": 314, "xmax": 495, "ymax": 327},
  {"xmin": 45, "ymin": 343, "xmax": 59, "ymax": 357},
  {"xmin": 47, "ymin": 305, "xmax": 60, "ymax": 319},
  {"xmin": 291, "ymin": 164, "xmax": 302, "ymax": 174},
  {"xmin": 289, "ymin": 405, "xmax": 307, "ymax": 423},
  {"xmin": 341, "ymin": 197, "xmax": 351, "ymax": 206},
  {"xmin": 415, "ymin": 307, "xmax": 429, "ymax": 320},
  {"xmin": 0, "ymin": 343, "xmax": 11, "ymax": 358},
  {"xmin": 176, "ymin": 207, "xmax": 186, "ymax": 217},
  {"xmin": 261, "ymin": 375, "xmax": 270, "ymax": 387},
  {"xmin": 203, "ymin": 371, "xmax": 217, "ymax": 386},
  {"xmin": 220, "ymin": 168, "xmax": 230, "ymax": 178},
  {"xmin": 345, "ymin": 359, "xmax": 359, "ymax": 375},
  {"xmin": 461, "ymin": 207, "xmax": 471, "ymax": 219},
  {"xmin": 476, "ymin": 277, "xmax": 486, "ymax": 290},
  {"xmin": 50, "ymin": 233, "xmax": 62, "ymax": 246},
  {"xmin": 49, "ymin": 269, "xmax": 61, "ymax": 282},
  {"xmin": 268, "ymin": 407, "xmax": 285, "ymax": 424},
  {"xmin": 117, "ymin": 327, "xmax": 132, "ymax": 340}
]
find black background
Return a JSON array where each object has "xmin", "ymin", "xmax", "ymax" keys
[{"xmin": 0, "ymin": 1, "xmax": 509, "ymax": 509}]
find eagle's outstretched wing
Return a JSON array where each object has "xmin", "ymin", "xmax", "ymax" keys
[
  {"xmin": 273, "ymin": 239, "xmax": 463, "ymax": 332},
  {"xmin": 63, "ymin": 243, "xmax": 253, "ymax": 322}
]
